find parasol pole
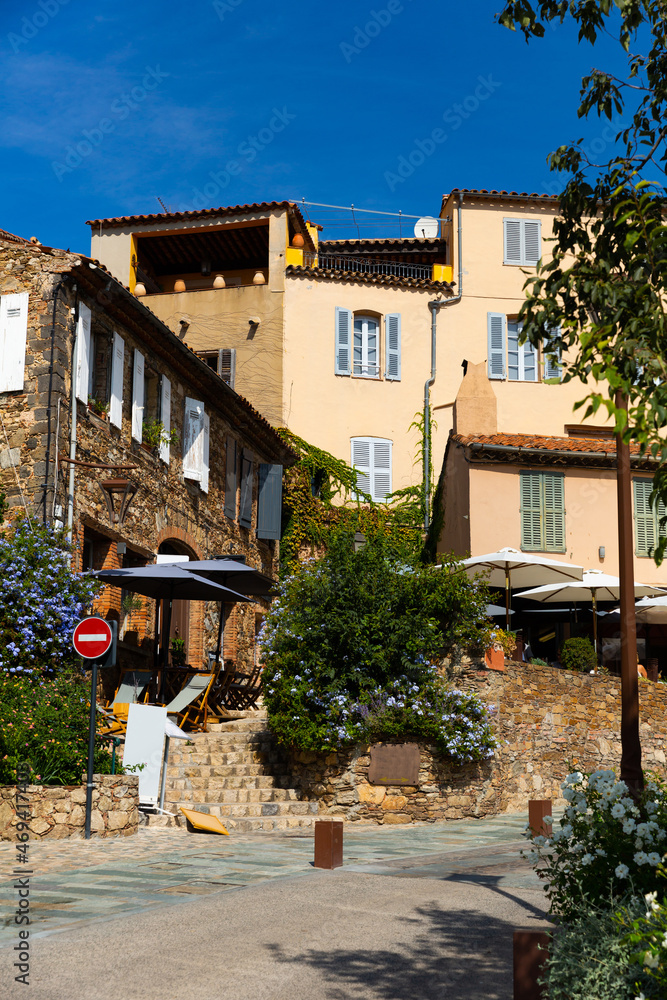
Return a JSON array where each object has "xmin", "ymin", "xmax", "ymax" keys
[
  {"xmin": 159, "ymin": 585, "xmax": 174, "ymax": 704},
  {"xmin": 592, "ymin": 589, "xmax": 598, "ymax": 674},
  {"xmin": 505, "ymin": 566, "xmax": 511, "ymax": 631}
]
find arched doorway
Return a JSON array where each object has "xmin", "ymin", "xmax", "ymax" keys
[{"xmin": 157, "ymin": 539, "xmax": 197, "ymax": 666}]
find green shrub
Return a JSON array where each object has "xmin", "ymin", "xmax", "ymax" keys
[
  {"xmin": 561, "ymin": 636, "xmax": 597, "ymax": 672},
  {"xmin": 618, "ymin": 871, "xmax": 667, "ymax": 998},
  {"xmin": 261, "ymin": 528, "xmax": 497, "ymax": 760}
]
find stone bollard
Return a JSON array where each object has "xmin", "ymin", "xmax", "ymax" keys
[
  {"xmin": 513, "ymin": 929, "xmax": 551, "ymax": 1000},
  {"xmin": 528, "ymin": 799, "xmax": 552, "ymax": 839},
  {"xmin": 313, "ymin": 819, "xmax": 343, "ymax": 869}
]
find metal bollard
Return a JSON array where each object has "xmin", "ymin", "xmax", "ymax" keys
[
  {"xmin": 313, "ymin": 819, "xmax": 343, "ymax": 869},
  {"xmin": 513, "ymin": 929, "xmax": 551, "ymax": 1000},
  {"xmin": 528, "ymin": 799, "xmax": 552, "ymax": 839}
]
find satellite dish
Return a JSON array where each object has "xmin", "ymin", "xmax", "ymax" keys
[{"xmin": 413, "ymin": 216, "xmax": 439, "ymax": 238}]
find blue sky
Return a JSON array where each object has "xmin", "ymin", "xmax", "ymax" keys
[{"xmin": 0, "ymin": 0, "xmax": 630, "ymax": 252}]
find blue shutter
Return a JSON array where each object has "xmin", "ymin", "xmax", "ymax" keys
[
  {"xmin": 239, "ymin": 450, "xmax": 253, "ymax": 528},
  {"xmin": 503, "ymin": 219, "xmax": 522, "ymax": 264},
  {"xmin": 351, "ymin": 438, "xmax": 371, "ymax": 499},
  {"xmin": 523, "ymin": 220, "xmax": 541, "ymax": 265},
  {"xmin": 488, "ymin": 313, "xmax": 506, "ymax": 379},
  {"xmin": 224, "ymin": 437, "xmax": 237, "ymax": 519},
  {"xmin": 543, "ymin": 331, "xmax": 562, "ymax": 381},
  {"xmin": 257, "ymin": 463, "xmax": 283, "ymax": 539},
  {"xmin": 385, "ymin": 314, "xmax": 401, "ymax": 381},
  {"xmin": 335, "ymin": 307, "xmax": 352, "ymax": 375},
  {"xmin": 371, "ymin": 439, "xmax": 392, "ymax": 502}
]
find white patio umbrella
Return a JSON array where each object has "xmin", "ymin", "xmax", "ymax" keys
[
  {"xmin": 457, "ymin": 547, "xmax": 585, "ymax": 629},
  {"xmin": 516, "ymin": 570, "xmax": 666, "ymax": 654},
  {"xmin": 619, "ymin": 595, "xmax": 667, "ymax": 625}
]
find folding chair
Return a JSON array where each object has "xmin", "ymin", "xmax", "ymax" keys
[
  {"xmin": 226, "ymin": 663, "xmax": 263, "ymax": 711},
  {"xmin": 109, "ymin": 669, "xmax": 153, "ymax": 710},
  {"xmin": 164, "ymin": 666, "xmax": 219, "ymax": 732},
  {"xmin": 206, "ymin": 660, "xmax": 236, "ymax": 720}
]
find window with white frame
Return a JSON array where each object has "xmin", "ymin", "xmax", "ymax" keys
[
  {"xmin": 351, "ymin": 437, "xmax": 392, "ymax": 502},
  {"xmin": 503, "ymin": 218, "xmax": 542, "ymax": 266},
  {"xmin": 487, "ymin": 313, "xmax": 561, "ymax": 382},
  {"xmin": 0, "ymin": 291, "xmax": 29, "ymax": 393},
  {"xmin": 353, "ymin": 315, "xmax": 380, "ymax": 378},
  {"xmin": 335, "ymin": 308, "xmax": 401, "ymax": 381}
]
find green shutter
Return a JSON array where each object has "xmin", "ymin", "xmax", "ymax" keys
[
  {"xmin": 634, "ymin": 478, "xmax": 655, "ymax": 556},
  {"xmin": 520, "ymin": 472, "xmax": 543, "ymax": 551},
  {"xmin": 521, "ymin": 472, "xmax": 565, "ymax": 552},
  {"xmin": 543, "ymin": 473, "xmax": 565, "ymax": 552}
]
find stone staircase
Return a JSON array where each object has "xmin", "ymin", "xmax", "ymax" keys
[{"xmin": 146, "ymin": 711, "xmax": 319, "ymax": 832}]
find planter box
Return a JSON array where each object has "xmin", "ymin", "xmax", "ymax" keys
[{"xmin": 485, "ymin": 646, "xmax": 505, "ymax": 672}]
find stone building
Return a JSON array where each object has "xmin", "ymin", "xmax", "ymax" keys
[{"xmin": 0, "ymin": 228, "xmax": 295, "ymax": 675}]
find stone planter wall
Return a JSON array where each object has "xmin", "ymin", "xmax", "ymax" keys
[{"xmin": 0, "ymin": 774, "xmax": 140, "ymax": 840}]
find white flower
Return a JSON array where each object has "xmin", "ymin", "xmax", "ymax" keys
[
  {"xmin": 615, "ymin": 864, "xmax": 630, "ymax": 879},
  {"xmin": 533, "ymin": 835, "xmax": 546, "ymax": 848},
  {"xmin": 611, "ymin": 803, "xmax": 626, "ymax": 819},
  {"xmin": 612, "ymin": 780, "xmax": 628, "ymax": 797},
  {"xmin": 562, "ymin": 788, "xmax": 576, "ymax": 802},
  {"xmin": 645, "ymin": 801, "xmax": 658, "ymax": 815},
  {"xmin": 565, "ymin": 771, "xmax": 583, "ymax": 786},
  {"xmin": 542, "ymin": 815, "xmax": 553, "ymax": 825},
  {"xmin": 576, "ymin": 799, "xmax": 588, "ymax": 814},
  {"xmin": 643, "ymin": 951, "xmax": 659, "ymax": 969},
  {"xmin": 646, "ymin": 891, "xmax": 660, "ymax": 912},
  {"xmin": 560, "ymin": 824, "xmax": 573, "ymax": 838},
  {"xmin": 635, "ymin": 851, "xmax": 650, "ymax": 865},
  {"xmin": 581, "ymin": 853, "xmax": 593, "ymax": 866},
  {"xmin": 596, "ymin": 848, "xmax": 607, "ymax": 857},
  {"xmin": 648, "ymin": 852, "xmax": 661, "ymax": 867},
  {"xmin": 623, "ymin": 818, "xmax": 636, "ymax": 834}
]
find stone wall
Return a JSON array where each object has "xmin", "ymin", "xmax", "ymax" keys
[
  {"xmin": 0, "ymin": 775, "xmax": 140, "ymax": 840},
  {"xmin": 284, "ymin": 661, "xmax": 667, "ymax": 823}
]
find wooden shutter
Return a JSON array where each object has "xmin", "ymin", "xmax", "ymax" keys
[
  {"xmin": 239, "ymin": 450, "xmax": 253, "ymax": 528},
  {"xmin": 523, "ymin": 220, "xmax": 542, "ymax": 265},
  {"xmin": 219, "ymin": 349, "xmax": 236, "ymax": 389},
  {"xmin": 520, "ymin": 472, "xmax": 543, "ymax": 550},
  {"xmin": 543, "ymin": 334, "xmax": 562, "ymax": 381},
  {"xmin": 257, "ymin": 463, "xmax": 283, "ymax": 539},
  {"xmin": 634, "ymin": 478, "xmax": 656, "ymax": 556},
  {"xmin": 335, "ymin": 307, "xmax": 352, "ymax": 375},
  {"xmin": 487, "ymin": 313, "xmax": 506, "ymax": 379},
  {"xmin": 109, "ymin": 332, "xmax": 124, "ymax": 428},
  {"xmin": 543, "ymin": 473, "xmax": 565, "ymax": 551},
  {"xmin": 201, "ymin": 411, "xmax": 210, "ymax": 493},
  {"xmin": 503, "ymin": 219, "xmax": 522, "ymax": 264},
  {"xmin": 131, "ymin": 349, "xmax": 145, "ymax": 441},
  {"xmin": 385, "ymin": 314, "xmax": 401, "ymax": 381},
  {"xmin": 182, "ymin": 397, "xmax": 204, "ymax": 481},
  {"xmin": 351, "ymin": 438, "xmax": 371, "ymax": 498},
  {"xmin": 0, "ymin": 292, "xmax": 29, "ymax": 393},
  {"xmin": 224, "ymin": 437, "xmax": 237, "ymax": 518},
  {"xmin": 75, "ymin": 302, "xmax": 92, "ymax": 403},
  {"xmin": 159, "ymin": 375, "xmax": 171, "ymax": 463},
  {"xmin": 372, "ymin": 439, "xmax": 392, "ymax": 502}
]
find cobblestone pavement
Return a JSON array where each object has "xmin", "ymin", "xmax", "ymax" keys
[{"xmin": 0, "ymin": 811, "xmax": 551, "ymax": 947}]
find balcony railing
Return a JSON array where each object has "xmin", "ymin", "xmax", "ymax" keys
[{"xmin": 303, "ymin": 252, "xmax": 435, "ymax": 281}]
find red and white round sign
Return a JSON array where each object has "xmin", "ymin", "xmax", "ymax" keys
[{"xmin": 73, "ymin": 617, "xmax": 112, "ymax": 659}]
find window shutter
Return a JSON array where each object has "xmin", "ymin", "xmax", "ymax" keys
[
  {"xmin": 76, "ymin": 302, "xmax": 92, "ymax": 404},
  {"xmin": 520, "ymin": 472, "xmax": 543, "ymax": 551},
  {"xmin": 159, "ymin": 375, "xmax": 171, "ymax": 463},
  {"xmin": 523, "ymin": 220, "xmax": 542, "ymax": 265},
  {"xmin": 0, "ymin": 292, "xmax": 29, "ymax": 393},
  {"xmin": 487, "ymin": 313, "xmax": 506, "ymax": 379},
  {"xmin": 385, "ymin": 314, "xmax": 401, "ymax": 381},
  {"xmin": 523, "ymin": 337, "xmax": 538, "ymax": 382},
  {"xmin": 201, "ymin": 411, "xmax": 210, "ymax": 493},
  {"xmin": 109, "ymin": 332, "xmax": 124, "ymax": 428},
  {"xmin": 257, "ymin": 463, "xmax": 283, "ymax": 539},
  {"xmin": 351, "ymin": 438, "xmax": 371, "ymax": 498},
  {"xmin": 507, "ymin": 320, "xmax": 520, "ymax": 381},
  {"xmin": 634, "ymin": 478, "xmax": 656, "ymax": 556},
  {"xmin": 372, "ymin": 439, "xmax": 392, "ymax": 502},
  {"xmin": 239, "ymin": 450, "xmax": 253, "ymax": 528},
  {"xmin": 543, "ymin": 333, "xmax": 562, "ymax": 381},
  {"xmin": 219, "ymin": 348, "xmax": 236, "ymax": 389},
  {"xmin": 182, "ymin": 397, "xmax": 204, "ymax": 481},
  {"xmin": 503, "ymin": 219, "xmax": 522, "ymax": 264},
  {"xmin": 335, "ymin": 307, "xmax": 352, "ymax": 375},
  {"xmin": 543, "ymin": 473, "xmax": 565, "ymax": 551},
  {"xmin": 131, "ymin": 349, "xmax": 145, "ymax": 442},
  {"xmin": 225, "ymin": 437, "xmax": 237, "ymax": 519}
]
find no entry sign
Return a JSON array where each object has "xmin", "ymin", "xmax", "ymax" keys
[{"xmin": 73, "ymin": 617, "xmax": 113, "ymax": 659}]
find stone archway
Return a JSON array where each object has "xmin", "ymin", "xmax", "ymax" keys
[{"xmin": 157, "ymin": 533, "xmax": 202, "ymax": 668}]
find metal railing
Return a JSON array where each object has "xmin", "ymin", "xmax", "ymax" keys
[{"xmin": 304, "ymin": 252, "xmax": 433, "ymax": 280}]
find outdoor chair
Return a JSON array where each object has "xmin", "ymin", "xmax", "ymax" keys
[
  {"xmin": 164, "ymin": 665, "xmax": 219, "ymax": 732},
  {"xmin": 109, "ymin": 669, "xmax": 153, "ymax": 710},
  {"xmin": 225, "ymin": 662, "xmax": 263, "ymax": 711},
  {"xmin": 97, "ymin": 701, "xmax": 130, "ymax": 738},
  {"xmin": 206, "ymin": 660, "xmax": 236, "ymax": 720}
]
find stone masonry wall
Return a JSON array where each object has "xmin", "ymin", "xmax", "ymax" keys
[
  {"xmin": 0, "ymin": 774, "xmax": 140, "ymax": 840},
  {"xmin": 284, "ymin": 661, "xmax": 667, "ymax": 823}
]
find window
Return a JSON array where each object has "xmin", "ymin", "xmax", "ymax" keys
[
  {"xmin": 487, "ymin": 313, "xmax": 561, "ymax": 382},
  {"xmin": 197, "ymin": 348, "xmax": 236, "ymax": 389},
  {"xmin": 520, "ymin": 471, "xmax": 565, "ymax": 552},
  {"xmin": 634, "ymin": 478, "xmax": 667, "ymax": 557},
  {"xmin": 351, "ymin": 437, "xmax": 392, "ymax": 503},
  {"xmin": 335, "ymin": 308, "xmax": 401, "ymax": 381},
  {"xmin": 503, "ymin": 218, "xmax": 542, "ymax": 266},
  {"xmin": 0, "ymin": 291, "xmax": 29, "ymax": 393},
  {"xmin": 257, "ymin": 463, "xmax": 283, "ymax": 540}
]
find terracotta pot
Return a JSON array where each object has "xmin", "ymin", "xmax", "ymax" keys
[
  {"xmin": 485, "ymin": 646, "xmax": 505, "ymax": 672},
  {"xmin": 134, "ymin": 282, "xmax": 146, "ymax": 297},
  {"xmin": 291, "ymin": 233, "xmax": 305, "ymax": 248},
  {"xmin": 252, "ymin": 270, "xmax": 266, "ymax": 285},
  {"xmin": 213, "ymin": 274, "xmax": 226, "ymax": 288},
  {"xmin": 174, "ymin": 278, "xmax": 186, "ymax": 293}
]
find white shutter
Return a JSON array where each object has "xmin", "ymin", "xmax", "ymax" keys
[
  {"xmin": 372, "ymin": 439, "xmax": 392, "ymax": 502},
  {"xmin": 487, "ymin": 313, "xmax": 506, "ymax": 379},
  {"xmin": 504, "ymin": 219, "xmax": 541, "ymax": 265},
  {"xmin": 507, "ymin": 320, "xmax": 520, "ymax": 381},
  {"xmin": 503, "ymin": 219, "xmax": 522, "ymax": 264},
  {"xmin": 523, "ymin": 220, "xmax": 542, "ymax": 265},
  {"xmin": 75, "ymin": 302, "xmax": 91, "ymax": 403},
  {"xmin": 523, "ymin": 336, "xmax": 537, "ymax": 382},
  {"xmin": 201, "ymin": 411, "xmax": 210, "ymax": 493},
  {"xmin": 0, "ymin": 292, "xmax": 29, "ymax": 393},
  {"xmin": 183, "ymin": 397, "xmax": 204, "ymax": 482},
  {"xmin": 335, "ymin": 307, "xmax": 352, "ymax": 375},
  {"xmin": 109, "ymin": 332, "xmax": 124, "ymax": 428},
  {"xmin": 351, "ymin": 438, "xmax": 371, "ymax": 498},
  {"xmin": 159, "ymin": 375, "xmax": 171, "ymax": 464},
  {"xmin": 131, "ymin": 349, "xmax": 145, "ymax": 442},
  {"xmin": 385, "ymin": 314, "xmax": 401, "ymax": 381},
  {"xmin": 543, "ymin": 333, "xmax": 562, "ymax": 381}
]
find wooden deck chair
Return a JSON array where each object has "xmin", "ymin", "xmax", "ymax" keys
[
  {"xmin": 165, "ymin": 666, "xmax": 219, "ymax": 732},
  {"xmin": 97, "ymin": 702, "xmax": 130, "ymax": 738},
  {"xmin": 206, "ymin": 660, "xmax": 236, "ymax": 720},
  {"xmin": 226, "ymin": 663, "xmax": 263, "ymax": 711},
  {"xmin": 110, "ymin": 669, "xmax": 152, "ymax": 710}
]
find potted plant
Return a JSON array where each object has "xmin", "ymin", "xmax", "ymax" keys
[
  {"xmin": 170, "ymin": 636, "xmax": 187, "ymax": 667},
  {"xmin": 88, "ymin": 396, "xmax": 109, "ymax": 419},
  {"xmin": 142, "ymin": 420, "xmax": 179, "ymax": 454}
]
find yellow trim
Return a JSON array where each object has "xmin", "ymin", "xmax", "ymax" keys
[
  {"xmin": 285, "ymin": 247, "xmax": 304, "ymax": 267},
  {"xmin": 129, "ymin": 234, "xmax": 138, "ymax": 293},
  {"xmin": 432, "ymin": 264, "xmax": 453, "ymax": 283}
]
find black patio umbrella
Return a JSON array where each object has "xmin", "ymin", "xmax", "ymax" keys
[
  {"xmin": 92, "ymin": 565, "xmax": 251, "ymax": 700},
  {"xmin": 181, "ymin": 559, "xmax": 277, "ymax": 596}
]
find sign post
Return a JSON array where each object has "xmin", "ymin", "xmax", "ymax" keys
[{"xmin": 73, "ymin": 618, "xmax": 113, "ymax": 840}]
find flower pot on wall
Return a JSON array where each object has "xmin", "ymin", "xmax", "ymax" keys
[
  {"xmin": 213, "ymin": 274, "xmax": 226, "ymax": 288},
  {"xmin": 252, "ymin": 271, "xmax": 266, "ymax": 285},
  {"xmin": 134, "ymin": 282, "xmax": 147, "ymax": 297},
  {"xmin": 174, "ymin": 279, "xmax": 186, "ymax": 293},
  {"xmin": 485, "ymin": 645, "xmax": 505, "ymax": 672},
  {"xmin": 291, "ymin": 233, "xmax": 305, "ymax": 248}
]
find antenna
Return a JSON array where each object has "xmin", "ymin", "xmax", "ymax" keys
[
  {"xmin": 414, "ymin": 216, "xmax": 439, "ymax": 238},
  {"xmin": 156, "ymin": 197, "xmax": 168, "ymax": 214}
]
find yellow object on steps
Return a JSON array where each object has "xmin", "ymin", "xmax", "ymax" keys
[{"xmin": 180, "ymin": 806, "xmax": 230, "ymax": 835}]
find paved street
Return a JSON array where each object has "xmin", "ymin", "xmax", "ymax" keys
[{"xmin": 1, "ymin": 814, "xmax": 552, "ymax": 999}]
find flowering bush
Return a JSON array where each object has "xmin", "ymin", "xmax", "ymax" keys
[
  {"xmin": 526, "ymin": 769, "xmax": 667, "ymax": 919},
  {"xmin": 619, "ymin": 875, "xmax": 667, "ymax": 998},
  {"xmin": 261, "ymin": 529, "xmax": 497, "ymax": 760}
]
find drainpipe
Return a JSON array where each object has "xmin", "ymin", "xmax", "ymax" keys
[
  {"xmin": 424, "ymin": 193, "xmax": 463, "ymax": 530},
  {"xmin": 66, "ymin": 288, "xmax": 80, "ymax": 544}
]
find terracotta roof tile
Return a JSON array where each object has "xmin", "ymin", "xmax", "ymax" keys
[
  {"xmin": 453, "ymin": 432, "xmax": 642, "ymax": 456},
  {"xmin": 0, "ymin": 228, "xmax": 31, "ymax": 244},
  {"xmin": 443, "ymin": 188, "xmax": 559, "ymax": 204},
  {"xmin": 286, "ymin": 264, "xmax": 452, "ymax": 291},
  {"xmin": 86, "ymin": 200, "xmax": 307, "ymax": 229}
]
